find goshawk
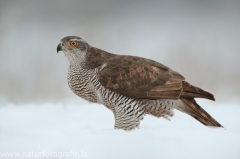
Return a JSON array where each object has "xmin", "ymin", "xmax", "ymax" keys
[{"xmin": 57, "ymin": 36, "xmax": 222, "ymax": 130}]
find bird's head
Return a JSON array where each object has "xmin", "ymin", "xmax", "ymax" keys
[{"xmin": 57, "ymin": 36, "xmax": 90, "ymax": 63}]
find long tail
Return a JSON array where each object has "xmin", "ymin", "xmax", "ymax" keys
[{"xmin": 176, "ymin": 98, "xmax": 223, "ymax": 127}]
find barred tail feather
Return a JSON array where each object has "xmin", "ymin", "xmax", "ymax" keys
[{"xmin": 177, "ymin": 98, "xmax": 223, "ymax": 127}]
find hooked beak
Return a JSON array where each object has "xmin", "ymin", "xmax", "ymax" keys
[{"xmin": 57, "ymin": 43, "xmax": 62, "ymax": 53}]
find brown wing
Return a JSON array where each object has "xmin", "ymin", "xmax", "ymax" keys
[
  {"xmin": 181, "ymin": 81, "xmax": 215, "ymax": 100},
  {"xmin": 97, "ymin": 55, "xmax": 215, "ymax": 100},
  {"xmin": 97, "ymin": 55, "xmax": 185, "ymax": 99}
]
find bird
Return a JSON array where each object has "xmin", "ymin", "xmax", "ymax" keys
[{"xmin": 57, "ymin": 36, "xmax": 223, "ymax": 130}]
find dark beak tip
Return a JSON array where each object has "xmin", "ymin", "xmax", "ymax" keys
[{"xmin": 57, "ymin": 43, "xmax": 62, "ymax": 53}]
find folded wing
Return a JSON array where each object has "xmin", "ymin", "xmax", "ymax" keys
[{"xmin": 97, "ymin": 55, "xmax": 215, "ymax": 101}]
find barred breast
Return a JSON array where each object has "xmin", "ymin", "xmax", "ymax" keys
[
  {"xmin": 67, "ymin": 65, "xmax": 98, "ymax": 103},
  {"xmin": 67, "ymin": 65, "xmax": 175, "ymax": 130}
]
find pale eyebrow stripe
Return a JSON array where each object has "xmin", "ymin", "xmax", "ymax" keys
[{"xmin": 70, "ymin": 38, "xmax": 82, "ymax": 41}]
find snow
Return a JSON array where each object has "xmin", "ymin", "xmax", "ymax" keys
[{"xmin": 0, "ymin": 101, "xmax": 240, "ymax": 159}]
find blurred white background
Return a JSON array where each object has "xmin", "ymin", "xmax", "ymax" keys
[
  {"xmin": 0, "ymin": 1, "xmax": 240, "ymax": 159},
  {"xmin": 0, "ymin": 0, "xmax": 240, "ymax": 105}
]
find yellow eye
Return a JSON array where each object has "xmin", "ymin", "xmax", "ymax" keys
[{"xmin": 70, "ymin": 41, "xmax": 77, "ymax": 46}]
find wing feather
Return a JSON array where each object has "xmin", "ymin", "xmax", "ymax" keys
[
  {"xmin": 87, "ymin": 48, "xmax": 215, "ymax": 101},
  {"xmin": 97, "ymin": 55, "xmax": 185, "ymax": 99}
]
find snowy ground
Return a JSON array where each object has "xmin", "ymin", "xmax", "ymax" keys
[{"xmin": 0, "ymin": 100, "xmax": 240, "ymax": 159}]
